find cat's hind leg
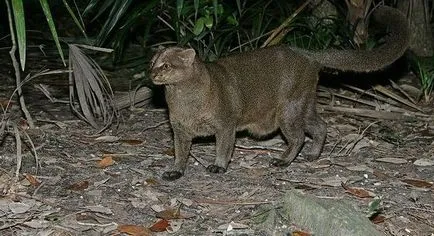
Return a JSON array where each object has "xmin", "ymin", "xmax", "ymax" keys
[
  {"xmin": 270, "ymin": 103, "xmax": 305, "ymax": 167},
  {"xmin": 303, "ymin": 104, "xmax": 327, "ymax": 161}
]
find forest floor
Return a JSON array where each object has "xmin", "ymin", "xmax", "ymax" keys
[{"xmin": 0, "ymin": 49, "xmax": 433, "ymax": 236}]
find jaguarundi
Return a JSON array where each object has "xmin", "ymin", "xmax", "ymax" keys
[{"xmin": 150, "ymin": 6, "xmax": 410, "ymax": 180}]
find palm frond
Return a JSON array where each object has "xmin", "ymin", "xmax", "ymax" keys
[{"xmin": 68, "ymin": 44, "xmax": 116, "ymax": 130}]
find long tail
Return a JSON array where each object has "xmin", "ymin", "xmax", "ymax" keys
[{"xmin": 297, "ymin": 6, "xmax": 409, "ymax": 72}]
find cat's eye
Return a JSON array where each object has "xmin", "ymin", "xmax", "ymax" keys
[{"xmin": 162, "ymin": 64, "xmax": 170, "ymax": 69}]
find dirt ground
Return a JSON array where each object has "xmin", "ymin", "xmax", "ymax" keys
[{"xmin": 0, "ymin": 51, "xmax": 434, "ymax": 235}]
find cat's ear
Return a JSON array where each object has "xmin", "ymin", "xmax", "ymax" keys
[{"xmin": 179, "ymin": 48, "xmax": 196, "ymax": 66}]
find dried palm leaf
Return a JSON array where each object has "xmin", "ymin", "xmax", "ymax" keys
[{"xmin": 68, "ymin": 44, "xmax": 117, "ymax": 130}]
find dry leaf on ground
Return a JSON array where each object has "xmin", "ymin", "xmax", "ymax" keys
[
  {"xmin": 413, "ymin": 158, "xmax": 434, "ymax": 167},
  {"xmin": 24, "ymin": 173, "xmax": 41, "ymax": 186},
  {"xmin": 120, "ymin": 139, "xmax": 144, "ymax": 145},
  {"xmin": 149, "ymin": 219, "xmax": 170, "ymax": 232},
  {"xmin": 156, "ymin": 208, "xmax": 181, "ymax": 220},
  {"xmin": 401, "ymin": 178, "xmax": 433, "ymax": 188},
  {"xmin": 94, "ymin": 135, "xmax": 120, "ymax": 143},
  {"xmin": 67, "ymin": 180, "xmax": 89, "ymax": 191},
  {"xmin": 292, "ymin": 230, "xmax": 312, "ymax": 236},
  {"xmin": 370, "ymin": 214, "xmax": 386, "ymax": 224},
  {"xmin": 97, "ymin": 156, "xmax": 114, "ymax": 168},
  {"xmin": 163, "ymin": 148, "xmax": 175, "ymax": 156},
  {"xmin": 375, "ymin": 158, "xmax": 407, "ymax": 164},
  {"xmin": 117, "ymin": 224, "xmax": 152, "ymax": 236},
  {"xmin": 341, "ymin": 182, "xmax": 375, "ymax": 198}
]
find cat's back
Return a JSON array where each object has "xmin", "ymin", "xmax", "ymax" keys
[
  {"xmin": 212, "ymin": 45, "xmax": 310, "ymax": 93},
  {"xmin": 216, "ymin": 45, "xmax": 295, "ymax": 69}
]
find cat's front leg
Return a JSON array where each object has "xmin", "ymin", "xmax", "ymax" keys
[
  {"xmin": 162, "ymin": 128, "xmax": 192, "ymax": 180},
  {"xmin": 207, "ymin": 127, "xmax": 236, "ymax": 174}
]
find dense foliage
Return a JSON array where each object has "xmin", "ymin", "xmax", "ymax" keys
[
  {"xmin": 84, "ymin": 0, "xmax": 355, "ymax": 62},
  {"xmin": 2, "ymin": 0, "xmax": 433, "ymax": 103}
]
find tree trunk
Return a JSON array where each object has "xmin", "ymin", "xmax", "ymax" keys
[{"xmin": 398, "ymin": 0, "xmax": 434, "ymax": 57}]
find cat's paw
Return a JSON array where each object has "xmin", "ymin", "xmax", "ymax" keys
[
  {"xmin": 270, "ymin": 158, "xmax": 290, "ymax": 167},
  {"xmin": 206, "ymin": 165, "xmax": 226, "ymax": 174},
  {"xmin": 162, "ymin": 171, "xmax": 183, "ymax": 181}
]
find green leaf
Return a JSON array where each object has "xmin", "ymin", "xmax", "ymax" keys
[
  {"xmin": 226, "ymin": 15, "xmax": 238, "ymax": 26},
  {"xmin": 61, "ymin": 0, "xmax": 88, "ymax": 39},
  {"xmin": 39, "ymin": 0, "xmax": 66, "ymax": 66},
  {"xmin": 96, "ymin": 0, "xmax": 133, "ymax": 45},
  {"xmin": 11, "ymin": 0, "xmax": 26, "ymax": 71},
  {"xmin": 212, "ymin": 0, "xmax": 218, "ymax": 22},
  {"xmin": 193, "ymin": 17, "xmax": 205, "ymax": 36},
  {"xmin": 204, "ymin": 15, "xmax": 213, "ymax": 29},
  {"xmin": 368, "ymin": 198, "xmax": 381, "ymax": 211},
  {"xmin": 217, "ymin": 4, "xmax": 224, "ymax": 15},
  {"xmin": 83, "ymin": 0, "xmax": 102, "ymax": 16},
  {"xmin": 235, "ymin": 0, "xmax": 242, "ymax": 15},
  {"xmin": 176, "ymin": 0, "xmax": 184, "ymax": 19},
  {"xmin": 85, "ymin": 0, "xmax": 115, "ymax": 22},
  {"xmin": 194, "ymin": 0, "xmax": 199, "ymax": 19},
  {"xmin": 366, "ymin": 197, "xmax": 382, "ymax": 218},
  {"xmin": 111, "ymin": 0, "xmax": 158, "ymax": 61}
]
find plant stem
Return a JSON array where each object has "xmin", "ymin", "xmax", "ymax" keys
[
  {"xmin": 5, "ymin": 0, "xmax": 35, "ymax": 128},
  {"xmin": 13, "ymin": 123, "xmax": 22, "ymax": 178}
]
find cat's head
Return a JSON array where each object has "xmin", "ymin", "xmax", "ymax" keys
[{"xmin": 150, "ymin": 47, "xmax": 196, "ymax": 85}]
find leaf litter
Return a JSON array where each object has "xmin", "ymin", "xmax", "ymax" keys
[{"xmin": 0, "ymin": 64, "xmax": 434, "ymax": 235}]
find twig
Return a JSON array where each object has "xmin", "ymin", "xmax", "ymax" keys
[
  {"xmin": 235, "ymin": 144, "xmax": 285, "ymax": 152},
  {"xmin": 373, "ymin": 84, "xmax": 422, "ymax": 112},
  {"xmin": 114, "ymin": 86, "xmax": 153, "ymax": 110},
  {"xmin": 320, "ymin": 89, "xmax": 417, "ymax": 114},
  {"xmin": 34, "ymin": 84, "xmax": 70, "ymax": 104},
  {"xmin": 320, "ymin": 105, "xmax": 432, "ymax": 120},
  {"xmin": 13, "ymin": 124, "xmax": 22, "ymax": 179},
  {"xmin": 344, "ymin": 121, "xmax": 378, "ymax": 155},
  {"xmin": 0, "ymin": 119, "xmax": 6, "ymax": 137},
  {"xmin": 407, "ymin": 212, "xmax": 434, "ymax": 228},
  {"xmin": 195, "ymin": 198, "xmax": 273, "ymax": 205},
  {"xmin": 404, "ymin": 207, "xmax": 434, "ymax": 214},
  {"xmin": 76, "ymin": 221, "xmax": 118, "ymax": 228},
  {"xmin": 328, "ymin": 139, "xmax": 341, "ymax": 158},
  {"xmin": 74, "ymin": 44, "xmax": 114, "ymax": 53},
  {"xmin": 0, "ymin": 217, "xmax": 33, "ymax": 230},
  {"xmin": 343, "ymin": 84, "xmax": 399, "ymax": 106},
  {"xmin": 129, "ymin": 167, "xmax": 148, "ymax": 176},
  {"xmin": 230, "ymin": 31, "xmax": 273, "ymax": 52},
  {"xmin": 326, "ymin": 91, "xmax": 379, "ymax": 107},
  {"xmin": 189, "ymin": 152, "xmax": 207, "ymax": 168},
  {"xmin": 261, "ymin": 0, "xmax": 313, "ymax": 47},
  {"xmin": 389, "ymin": 79, "xmax": 418, "ymax": 105},
  {"xmin": 21, "ymin": 129, "xmax": 40, "ymax": 173},
  {"xmin": 336, "ymin": 136, "xmax": 355, "ymax": 156},
  {"xmin": 142, "ymin": 120, "xmax": 169, "ymax": 132}
]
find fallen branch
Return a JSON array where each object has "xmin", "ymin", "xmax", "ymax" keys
[
  {"xmin": 235, "ymin": 144, "xmax": 285, "ymax": 152},
  {"xmin": 195, "ymin": 198, "xmax": 273, "ymax": 205},
  {"xmin": 114, "ymin": 86, "xmax": 153, "ymax": 110},
  {"xmin": 320, "ymin": 105, "xmax": 432, "ymax": 120}
]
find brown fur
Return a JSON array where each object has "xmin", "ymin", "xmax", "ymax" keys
[{"xmin": 150, "ymin": 6, "xmax": 409, "ymax": 180}]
